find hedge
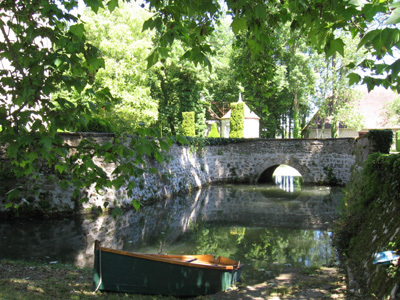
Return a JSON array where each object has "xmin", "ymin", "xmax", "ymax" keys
[
  {"xmin": 229, "ymin": 102, "xmax": 244, "ymax": 138},
  {"xmin": 181, "ymin": 111, "xmax": 196, "ymax": 137}
]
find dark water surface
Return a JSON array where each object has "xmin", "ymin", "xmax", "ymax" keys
[{"xmin": 0, "ymin": 182, "xmax": 343, "ymax": 285}]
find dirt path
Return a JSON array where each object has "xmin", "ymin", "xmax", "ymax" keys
[{"xmin": 206, "ymin": 266, "xmax": 358, "ymax": 300}]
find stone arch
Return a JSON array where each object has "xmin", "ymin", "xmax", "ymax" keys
[
  {"xmin": 255, "ymin": 158, "xmax": 310, "ymax": 184},
  {"xmin": 257, "ymin": 165, "xmax": 280, "ymax": 184}
]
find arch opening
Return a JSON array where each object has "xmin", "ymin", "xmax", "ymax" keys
[{"xmin": 258, "ymin": 164, "xmax": 303, "ymax": 193}]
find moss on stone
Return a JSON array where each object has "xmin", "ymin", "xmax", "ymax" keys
[{"xmin": 335, "ymin": 153, "xmax": 400, "ymax": 299}]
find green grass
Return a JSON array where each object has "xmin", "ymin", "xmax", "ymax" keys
[{"xmin": 0, "ymin": 259, "xmax": 180, "ymax": 300}]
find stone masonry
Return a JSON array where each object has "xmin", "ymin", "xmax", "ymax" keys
[{"xmin": 0, "ymin": 133, "xmax": 373, "ymax": 213}]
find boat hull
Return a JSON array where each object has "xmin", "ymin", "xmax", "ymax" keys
[{"xmin": 93, "ymin": 242, "xmax": 242, "ymax": 296}]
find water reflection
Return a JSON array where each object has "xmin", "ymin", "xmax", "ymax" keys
[
  {"xmin": 170, "ymin": 223, "xmax": 336, "ymax": 285},
  {"xmin": 273, "ymin": 165, "xmax": 303, "ymax": 193},
  {"xmin": 274, "ymin": 175, "xmax": 303, "ymax": 193},
  {"xmin": 0, "ymin": 183, "xmax": 343, "ymax": 285}
]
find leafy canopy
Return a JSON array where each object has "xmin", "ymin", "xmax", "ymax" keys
[
  {"xmin": 1, "ymin": 0, "xmax": 400, "ymax": 210},
  {"xmin": 0, "ymin": 0, "xmax": 175, "ymax": 210},
  {"xmin": 143, "ymin": 0, "xmax": 400, "ymax": 92}
]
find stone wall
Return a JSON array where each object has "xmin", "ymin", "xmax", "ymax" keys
[
  {"xmin": 0, "ymin": 133, "xmax": 373, "ymax": 214},
  {"xmin": 334, "ymin": 150, "xmax": 400, "ymax": 299}
]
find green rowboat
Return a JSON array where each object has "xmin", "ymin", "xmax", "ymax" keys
[{"xmin": 93, "ymin": 240, "xmax": 242, "ymax": 296}]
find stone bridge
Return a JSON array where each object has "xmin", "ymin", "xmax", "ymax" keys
[
  {"xmin": 195, "ymin": 138, "xmax": 369, "ymax": 185},
  {"xmin": 74, "ymin": 135, "xmax": 373, "ymax": 209},
  {"xmin": 0, "ymin": 134, "xmax": 373, "ymax": 213}
]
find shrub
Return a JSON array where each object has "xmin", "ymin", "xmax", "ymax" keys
[
  {"xmin": 181, "ymin": 112, "xmax": 196, "ymax": 137},
  {"xmin": 208, "ymin": 123, "xmax": 220, "ymax": 138},
  {"xmin": 229, "ymin": 102, "xmax": 244, "ymax": 138},
  {"xmin": 76, "ymin": 117, "xmax": 113, "ymax": 133},
  {"xmin": 396, "ymin": 130, "xmax": 400, "ymax": 152},
  {"xmin": 366, "ymin": 129, "xmax": 393, "ymax": 154}
]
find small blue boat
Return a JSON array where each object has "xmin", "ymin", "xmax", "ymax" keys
[{"xmin": 373, "ymin": 251, "xmax": 400, "ymax": 265}]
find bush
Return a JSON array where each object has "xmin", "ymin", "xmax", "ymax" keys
[
  {"xmin": 366, "ymin": 129, "xmax": 393, "ymax": 153},
  {"xmin": 396, "ymin": 131, "xmax": 400, "ymax": 152},
  {"xmin": 76, "ymin": 117, "xmax": 114, "ymax": 133},
  {"xmin": 229, "ymin": 102, "xmax": 244, "ymax": 138},
  {"xmin": 181, "ymin": 112, "xmax": 196, "ymax": 137},
  {"xmin": 208, "ymin": 123, "xmax": 220, "ymax": 138}
]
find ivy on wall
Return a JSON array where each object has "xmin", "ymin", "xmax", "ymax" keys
[
  {"xmin": 181, "ymin": 112, "xmax": 196, "ymax": 137},
  {"xmin": 229, "ymin": 102, "xmax": 244, "ymax": 138},
  {"xmin": 335, "ymin": 152, "xmax": 400, "ymax": 299}
]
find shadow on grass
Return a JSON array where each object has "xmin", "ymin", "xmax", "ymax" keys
[{"xmin": 0, "ymin": 260, "xmax": 177, "ymax": 300}]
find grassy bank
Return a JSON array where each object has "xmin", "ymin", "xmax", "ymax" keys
[
  {"xmin": 0, "ymin": 259, "xmax": 177, "ymax": 300},
  {"xmin": 0, "ymin": 259, "xmax": 357, "ymax": 300}
]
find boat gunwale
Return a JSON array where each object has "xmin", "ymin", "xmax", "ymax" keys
[{"xmin": 97, "ymin": 245, "xmax": 240, "ymax": 271}]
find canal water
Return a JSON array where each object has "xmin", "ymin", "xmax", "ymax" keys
[{"xmin": 0, "ymin": 169, "xmax": 343, "ymax": 286}]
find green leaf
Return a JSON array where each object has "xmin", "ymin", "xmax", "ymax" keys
[
  {"xmin": 136, "ymin": 143, "xmax": 152, "ymax": 156},
  {"xmin": 55, "ymin": 164, "xmax": 65, "ymax": 174},
  {"xmin": 111, "ymin": 206, "xmax": 123, "ymax": 218},
  {"xmin": 99, "ymin": 141, "xmax": 113, "ymax": 151},
  {"xmin": 107, "ymin": 0, "xmax": 119, "ymax": 12},
  {"xmin": 85, "ymin": 0, "xmax": 104, "ymax": 13},
  {"xmin": 389, "ymin": 59, "xmax": 400, "ymax": 76},
  {"xmin": 347, "ymin": 72, "xmax": 361, "ymax": 85},
  {"xmin": 326, "ymin": 38, "xmax": 345, "ymax": 57},
  {"xmin": 4, "ymin": 203, "xmax": 13, "ymax": 209},
  {"xmin": 175, "ymin": 134, "xmax": 189, "ymax": 145},
  {"xmin": 254, "ymin": 4, "xmax": 267, "ymax": 20},
  {"xmin": 146, "ymin": 50, "xmax": 159, "ymax": 69},
  {"xmin": 231, "ymin": 17, "xmax": 247, "ymax": 35},
  {"xmin": 142, "ymin": 18, "xmax": 155, "ymax": 31},
  {"xmin": 149, "ymin": 167, "xmax": 158, "ymax": 174},
  {"xmin": 69, "ymin": 23, "xmax": 85, "ymax": 40},
  {"xmin": 153, "ymin": 151, "xmax": 164, "ymax": 163},
  {"xmin": 386, "ymin": 8, "xmax": 400, "ymax": 25},
  {"xmin": 131, "ymin": 199, "xmax": 141, "ymax": 211},
  {"xmin": 60, "ymin": 180, "xmax": 70, "ymax": 190},
  {"xmin": 54, "ymin": 58, "xmax": 62, "ymax": 67},
  {"xmin": 358, "ymin": 30, "xmax": 379, "ymax": 50},
  {"xmin": 40, "ymin": 136, "xmax": 53, "ymax": 149},
  {"xmin": 6, "ymin": 188, "xmax": 20, "ymax": 201}
]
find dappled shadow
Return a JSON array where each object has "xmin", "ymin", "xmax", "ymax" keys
[
  {"xmin": 0, "ymin": 260, "xmax": 94, "ymax": 300},
  {"xmin": 207, "ymin": 266, "xmax": 356, "ymax": 300}
]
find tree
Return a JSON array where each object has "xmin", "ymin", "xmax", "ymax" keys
[
  {"xmin": 231, "ymin": 22, "xmax": 316, "ymax": 138},
  {"xmin": 202, "ymin": 15, "xmax": 238, "ymax": 110},
  {"xmin": 82, "ymin": 2, "xmax": 158, "ymax": 132},
  {"xmin": 312, "ymin": 32, "xmax": 366, "ymax": 138},
  {"xmin": 0, "ymin": 0, "xmax": 173, "ymax": 210},
  {"xmin": 148, "ymin": 41, "xmax": 208, "ymax": 136},
  {"xmin": 143, "ymin": 0, "xmax": 400, "ymax": 93}
]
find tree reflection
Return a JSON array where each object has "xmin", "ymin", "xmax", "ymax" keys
[{"xmin": 177, "ymin": 222, "xmax": 336, "ymax": 277}]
